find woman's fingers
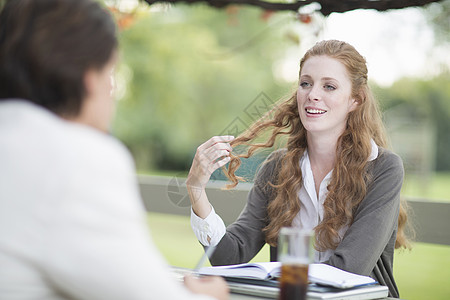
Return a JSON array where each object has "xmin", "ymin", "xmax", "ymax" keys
[
  {"xmin": 200, "ymin": 149, "xmax": 231, "ymax": 174},
  {"xmin": 197, "ymin": 136, "xmax": 234, "ymax": 170},
  {"xmin": 210, "ymin": 156, "xmax": 231, "ymax": 172},
  {"xmin": 187, "ymin": 136, "xmax": 235, "ymax": 189},
  {"xmin": 197, "ymin": 135, "xmax": 234, "ymax": 153},
  {"xmin": 201, "ymin": 148, "xmax": 230, "ymax": 164},
  {"xmin": 184, "ymin": 275, "xmax": 229, "ymax": 300}
]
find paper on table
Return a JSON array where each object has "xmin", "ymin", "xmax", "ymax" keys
[
  {"xmin": 309, "ymin": 264, "xmax": 376, "ymax": 288},
  {"xmin": 199, "ymin": 262, "xmax": 376, "ymax": 289},
  {"xmin": 199, "ymin": 262, "xmax": 281, "ymax": 280}
]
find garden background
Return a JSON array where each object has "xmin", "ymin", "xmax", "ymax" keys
[{"xmin": 106, "ymin": 1, "xmax": 450, "ymax": 299}]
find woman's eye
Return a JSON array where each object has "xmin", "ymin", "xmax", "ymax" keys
[
  {"xmin": 324, "ymin": 84, "xmax": 336, "ymax": 90},
  {"xmin": 300, "ymin": 82, "xmax": 311, "ymax": 88}
]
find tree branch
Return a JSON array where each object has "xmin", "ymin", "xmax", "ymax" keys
[{"xmin": 141, "ymin": 0, "xmax": 443, "ymax": 16}]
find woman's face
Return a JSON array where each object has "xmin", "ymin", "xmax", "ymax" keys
[
  {"xmin": 81, "ymin": 51, "xmax": 118, "ymax": 132},
  {"xmin": 297, "ymin": 55, "xmax": 357, "ymax": 139}
]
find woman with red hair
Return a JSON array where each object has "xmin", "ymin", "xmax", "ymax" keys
[{"xmin": 188, "ymin": 40, "xmax": 410, "ymax": 298}]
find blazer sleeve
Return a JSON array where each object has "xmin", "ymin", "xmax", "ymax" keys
[
  {"xmin": 209, "ymin": 150, "xmax": 285, "ymax": 266},
  {"xmin": 326, "ymin": 149, "xmax": 404, "ymax": 276}
]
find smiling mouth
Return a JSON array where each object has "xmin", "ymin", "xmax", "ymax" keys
[{"xmin": 305, "ymin": 108, "xmax": 327, "ymax": 114}]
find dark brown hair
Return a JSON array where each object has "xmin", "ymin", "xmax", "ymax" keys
[
  {"xmin": 225, "ymin": 40, "xmax": 410, "ymax": 250},
  {"xmin": 0, "ymin": 0, "xmax": 117, "ymax": 116}
]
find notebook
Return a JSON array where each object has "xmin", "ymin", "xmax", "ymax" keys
[
  {"xmin": 225, "ymin": 278, "xmax": 389, "ymax": 300},
  {"xmin": 199, "ymin": 262, "xmax": 377, "ymax": 288}
]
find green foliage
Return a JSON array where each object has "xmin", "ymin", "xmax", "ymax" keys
[
  {"xmin": 113, "ymin": 4, "xmax": 295, "ymax": 171},
  {"xmin": 373, "ymin": 73, "xmax": 450, "ymax": 171}
]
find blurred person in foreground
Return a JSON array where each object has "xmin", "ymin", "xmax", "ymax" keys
[
  {"xmin": 187, "ymin": 40, "xmax": 410, "ymax": 298},
  {"xmin": 0, "ymin": 0, "xmax": 228, "ymax": 299}
]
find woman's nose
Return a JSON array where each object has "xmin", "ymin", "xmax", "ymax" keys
[{"xmin": 307, "ymin": 86, "xmax": 321, "ymax": 101}]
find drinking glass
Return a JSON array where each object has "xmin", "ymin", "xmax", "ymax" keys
[{"xmin": 277, "ymin": 227, "xmax": 314, "ymax": 300}]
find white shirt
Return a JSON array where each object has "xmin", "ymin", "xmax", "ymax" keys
[
  {"xmin": 0, "ymin": 100, "xmax": 213, "ymax": 300},
  {"xmin": 191, "ymin": 140, "xmax": 378, "ymax": 262}
]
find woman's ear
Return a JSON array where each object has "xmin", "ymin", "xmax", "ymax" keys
[
  {"xmin": 349, "ymin": 98, "xmax": 359, "ymax": 112},
  {"xmin": 83, "ymin": 68, "xmax": 97, "ymax": 100}
]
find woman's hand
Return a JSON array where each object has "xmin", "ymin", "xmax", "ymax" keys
[
  {"xmin": 184, "ymin": 275, "xmax": 229, "ymax": 300},
  {"xmin": 186, "ymin": 136, "xmax": 234, "ymax": 189},
  {"xmin": 186, "ymin": 135, "xmax": 234, "ymax": 219}
]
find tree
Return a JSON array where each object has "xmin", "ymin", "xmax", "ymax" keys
[
  {"xmin": 113, "ymin": 4, "xmax": 295, "ymax": 172},
  {"xmin": 142, "ymin": 0, "xmax": 442, "ymax": 16},
  {"xmin": 374, "ymin": 73, "xmax": 450, "ymax": 172}
]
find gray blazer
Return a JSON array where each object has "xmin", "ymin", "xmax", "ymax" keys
[{"xmin": 209, "ymin": 148, "xmax": 404, "ymax": 298}]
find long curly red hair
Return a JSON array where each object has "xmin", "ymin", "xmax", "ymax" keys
[{"xmin": 225, "ymin": 40, "xmax": 410, "ymax": 250}]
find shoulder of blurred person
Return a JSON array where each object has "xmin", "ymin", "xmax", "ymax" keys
[
  {"xmin": 0, "ymin": 97, "xmax": 137, "ymax": 200},
  {"xmin": 0, "ymin": 98, "xmax": 149, "ymax": 299},
  {"xmin": 0, "ymin": 98, "xmax": 139, "ymax": 232}
]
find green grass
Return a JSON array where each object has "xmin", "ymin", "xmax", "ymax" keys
[
  {"xmin": 394, "ymin": 244, "xmax": 450, "ymax": 300},
  {"xmin": 402, "ymin": 172, "xmax": 450, "ymax": 202},
  {"xmin": 147, "ymin": 212, "xmax": 450, "ymax": 300}
]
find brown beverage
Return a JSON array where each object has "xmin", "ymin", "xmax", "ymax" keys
[{"xmin": 278, "ymin": 263, "xmax": 309, "ymax": 300}]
